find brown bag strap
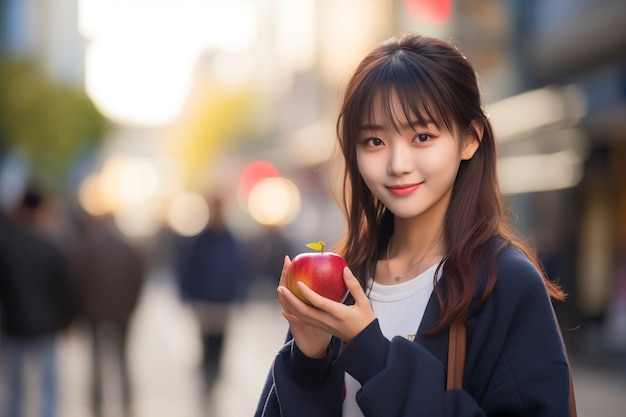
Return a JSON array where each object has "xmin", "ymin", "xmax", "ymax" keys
[
  {"xmin": 446, "ymin": 320, "xmax": 466, "ymax": 390},
  {"xmin": 446, "ymin": 319, "xmax": 577, "ymax": 417}
]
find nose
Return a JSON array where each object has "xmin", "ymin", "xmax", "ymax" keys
[{"xmin": 387, "ymin": 142, "xmax": 413, "ymax": 176}]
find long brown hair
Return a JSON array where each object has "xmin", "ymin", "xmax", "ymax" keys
[{"xmin": 333, "ymin": 33, "xmax": 564, "ymax": 334}]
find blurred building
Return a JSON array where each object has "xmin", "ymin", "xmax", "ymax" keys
[{"xmin": 501, "ymin": 0, "xmax": 626, "ymax": 358}]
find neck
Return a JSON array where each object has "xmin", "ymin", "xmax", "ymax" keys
[
  {"xmin": 375, "ymin": 212, "xmax": 446, "ymax": 285},
  {"xmin": 391, "ymin": 213, "xmax": 446, "ymax": 257}
]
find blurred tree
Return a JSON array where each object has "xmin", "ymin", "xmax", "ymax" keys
[
  {"xmin": 170, "ymin": 85, "xmax": 260, "ymax": 191},
  {"xmin": 0, "ymin": 56, "xmax": 107, "ymax": 192}
]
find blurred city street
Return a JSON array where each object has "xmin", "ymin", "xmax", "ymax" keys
[
  {"xmin": 56, "ymin": 266, "xmax": 288, "ymax": 417},
  {"xmin": 53, "ymin": 267, "xmax": 626, "ymax": 417},
  {"xmin": 1, "ymin": 1, "xmax": 626, "ymax": 417}
]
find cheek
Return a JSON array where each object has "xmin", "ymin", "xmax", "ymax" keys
[
  {"xmin": 356, "ymin": 152, "xmax": 374, "ymax": 182},
  {"xmin": 356, "ymin": 153, "xmax": 383, "ymax": 195},
  {"xmin": 420, "ymin": 146, "xmax": 461, "ymax": 181}
]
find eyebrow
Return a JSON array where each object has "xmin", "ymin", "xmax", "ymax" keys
[{"xmin": 359, "ymin": 119, "xmax": 435, "ymax": 131}]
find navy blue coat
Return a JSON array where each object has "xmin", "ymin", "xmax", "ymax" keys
[
  {"xmin": 255, "ymin": 237, "xmax": 573, "ymax": 416},
  {"xmin": 176, "ymin": 228, "xmax": 247, "ymax": 303},
  {"xmin": 0, "ymin": 213, "xmax": 75, "ymax": 340}
]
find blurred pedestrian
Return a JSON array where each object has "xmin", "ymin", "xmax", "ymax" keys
[
  {"xmin": 0, "ymin": 188, "xmax": 76, "ymax": 417},
  {"xmin": 68, "ymin": 210, "xmax": 146, "ymax": 417},
  {"xmin": 174, "ymin": 194, "xmax": 248, "ymax": 398},
  {"xmin": 245, "ymin": 225, "xmax": 293, "ymax": 300}
]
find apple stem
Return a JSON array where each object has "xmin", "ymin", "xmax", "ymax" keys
[{"xmin": 320, "ymin": 241, "xmax": 325, "ymax": 254}]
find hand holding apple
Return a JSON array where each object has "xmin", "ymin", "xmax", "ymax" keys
[{"xmin": 286, "ymin": 241, "xmax": 348, "ymax": 305}]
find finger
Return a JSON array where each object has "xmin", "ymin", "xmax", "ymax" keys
[
  {"xmin": 278, "ymin": 285, "xmax": 311, "ymax": 318},
  {"xmin": 281, "ymin": 310, "xmax": 302, "ymax": 324},
  {"xmin": 278, "ymin": 255, "xmax": 292, "ymax": 288},
  {"xmin": 344, "ymin": 267, "xmax": 368, "ymax": 305},
  {"xmin": 296, "ymin": 281, "xmax": 333, "ymax": 310},
  {"xmin": 277, "ymin": 285, "xmax": 296, "ymax": 313},
  {"xmin": 278, "ymin": 285, "xmax": 327, "ymax": 329}
]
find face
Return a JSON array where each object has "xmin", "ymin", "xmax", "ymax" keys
[{"xmin": 356, "ymin": 91, "xmax": 477, "ymax": 221}]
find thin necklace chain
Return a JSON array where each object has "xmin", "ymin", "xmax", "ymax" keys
[{"xmin": 386, "ymin": 229, "xmax": 443, "ymax": 282}]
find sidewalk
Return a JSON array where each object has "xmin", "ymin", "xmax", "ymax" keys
[
  {"xmin": 56, "ymin": 268, "xmax": 626, "ymax": 417},
  {"xmin": 569, "ymin": 357, "xmax": 626, "ymax": 417},
  {"xmin": 58, "ymin": 268, "xmax": 287, "ymax": 417}
]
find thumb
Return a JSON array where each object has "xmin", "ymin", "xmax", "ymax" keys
[{"xmin": 343, "ymin": 266, "xmax": 367, "ymax": 304}]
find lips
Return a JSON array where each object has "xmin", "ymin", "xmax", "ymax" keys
[{"xmin": 387, "ymin": 183, "xmax": 421, "ymax": 196}]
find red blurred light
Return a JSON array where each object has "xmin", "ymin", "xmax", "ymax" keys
[
  {"xmin": 238, "ymin": 160, "xmax": 280, "ymax": 197},
  {"xmin": 405, "ymin": 0, "xmax": 452, "ymax": 24}
]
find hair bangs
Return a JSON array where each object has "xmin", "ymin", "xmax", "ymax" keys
[{"xmin": 354, "ymin": 54, "xmax": 457, "ymax": 139}]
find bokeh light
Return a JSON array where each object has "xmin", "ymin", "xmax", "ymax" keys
[
  {"xmin": 118, "ymin": 157, "xmax": 159, "ymax": 203},
  {"xmin": 79, "ymin": 0, "xmax": 257, "ymax": 126},
  {"xmin": 78, "ymin": 173, "xmax": 111, "ymax": 216},
  {"xmin": 113, "ymin": 204, "xmax": 161, "ymax": 238},
  {"xmin": 247, "ymin": 177, "xmax": 300, "ymax": 226},
  {"xmin": 167, "ymin": 191, "xmax": 210, "ymax": 236},
  {"xmin": 405, "ymin": 0, "xmax": 452, "ymax": 24},
  {"xmin": 237, "ymin": 160, "xmax": 280, "ymax": 197}
]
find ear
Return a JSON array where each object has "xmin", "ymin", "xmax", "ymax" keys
[{"xmin": 461, "ymin": 120, "xmax": 483, "ymax": 160}]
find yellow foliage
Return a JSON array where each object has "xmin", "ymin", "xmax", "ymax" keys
[{"xmin": 170, "ymin": 87, "xmax": 256, "ymax": 189}]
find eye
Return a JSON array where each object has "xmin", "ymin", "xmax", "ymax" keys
[
  {"xmin": 363, "ymin": 137, "xmax": 384, "ymax": 147},
  {"xmin": 414, "ymin": 133, "xmax": 430, "ymax": 143}
]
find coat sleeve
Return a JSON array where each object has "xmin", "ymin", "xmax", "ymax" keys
[
  {"xmin": 332, "ymin": 247, "xmax": 572, "ymax": 417},
  {"xmin": 254, "ymin": 337, "xmax": 345, "ymax": 417}
]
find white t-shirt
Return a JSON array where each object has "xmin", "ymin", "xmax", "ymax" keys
[{"xmin": 342, "ymin": 262, "xmax": 441, "ymax": 417}]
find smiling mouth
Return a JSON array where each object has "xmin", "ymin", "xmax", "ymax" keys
[{"xmin": 387, "ymin": 183, "xmax": 421, "ymax": 196}]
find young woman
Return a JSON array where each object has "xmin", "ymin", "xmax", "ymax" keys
[{"xmin": 255, "ymin": 33, "xmax": 573, "ymax": 416}]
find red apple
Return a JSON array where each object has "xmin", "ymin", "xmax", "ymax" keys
[{"xmin": 287, "ymin": 242, "xmax": 348, "ymax": 305}]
